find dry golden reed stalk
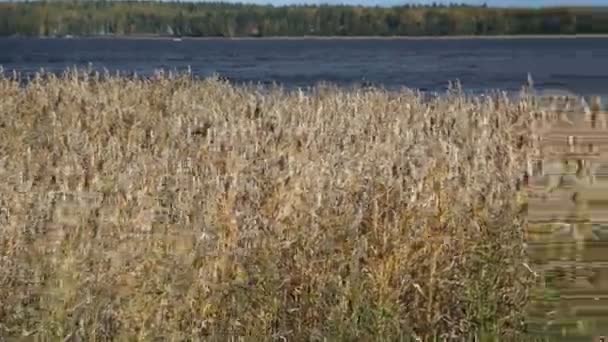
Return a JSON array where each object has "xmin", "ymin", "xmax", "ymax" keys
[{"xmin": 0, "ymin": 69, "xmax": 546, "ymax": 340}]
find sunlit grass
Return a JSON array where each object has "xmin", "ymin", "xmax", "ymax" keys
[{"xmin": 0, "ymin": 69, "xmax": 544, "ymax": 340}]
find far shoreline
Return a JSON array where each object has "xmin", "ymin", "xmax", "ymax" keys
[{"xmin": 24, "ymin": 33, "xmax": 608, "ymax": 41}]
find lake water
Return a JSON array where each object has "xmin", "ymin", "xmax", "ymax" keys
[
  {"xmin": 1, "ymin": 37, "xmax": 608, "ymax": 99},
  {"xmin": 3, "ymin": 36, "xmax": 608, "ymax": 340}
]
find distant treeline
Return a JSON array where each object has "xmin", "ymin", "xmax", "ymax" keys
[{"xmin": 1, "ymin": 1, "xmax": 608, "ymax": 37}]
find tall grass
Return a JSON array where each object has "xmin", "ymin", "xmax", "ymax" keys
[{"xmin": 0, "ymin": 69, "xmax": 543, "ymax": 340}]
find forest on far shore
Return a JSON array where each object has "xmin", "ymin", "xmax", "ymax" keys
[{"xmin": 1, "ymin": 1, "xmax": 607, "ymax": 37}]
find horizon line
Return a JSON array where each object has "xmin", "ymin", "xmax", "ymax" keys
[{"xmin": 2, "ymin": 0, "xmax": 608, "ymax": 9}]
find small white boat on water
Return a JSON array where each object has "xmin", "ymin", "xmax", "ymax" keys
[{"xmin": 173, "ymin": 37, "xmax": 182, "ymax": 42}]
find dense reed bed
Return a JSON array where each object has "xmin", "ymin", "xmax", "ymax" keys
[{"xmin": 0, "ymin": 70, "xmax": 544, "ymax": 340}]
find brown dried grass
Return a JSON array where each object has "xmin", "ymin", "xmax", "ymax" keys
[{"xmin": 0, "ymin": 69, "xmax": 543, "ymax": 340}]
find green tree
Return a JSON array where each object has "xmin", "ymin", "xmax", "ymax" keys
[{"xmin": 0, "ymin": 1, "xmax": 605, "ymax": 37}]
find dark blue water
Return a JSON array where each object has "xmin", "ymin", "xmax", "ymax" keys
[{"xmin": 1, "ymin": 37, "xmax": 608, "ymax": 97}]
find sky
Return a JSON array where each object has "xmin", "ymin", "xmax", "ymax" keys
[{"xmin": 206, "ymin": 0, "xmax": 608, "ymax": 7}]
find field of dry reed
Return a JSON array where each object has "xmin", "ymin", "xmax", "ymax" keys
[{"xmin": 0, "ymin": 69, "xmax": 544, "ymax": 340}]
